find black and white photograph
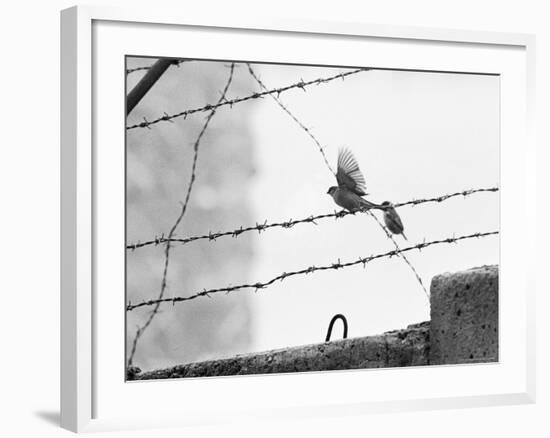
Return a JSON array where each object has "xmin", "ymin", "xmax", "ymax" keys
[
  {"xmin": 3, "ymin": 0, "xmax": 547, "ymax": 435},
  {"xmin": 125, "ymin": 57, "xmax": 499, "ymax": 380}
]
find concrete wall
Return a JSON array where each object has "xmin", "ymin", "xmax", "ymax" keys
[
  {"xmin": 430, "ymin": 265, "xmax": 498, "ymax": 364},
  {"xmin": 129, "ymin": 264, "xmax": 498, "ymax": 380}
]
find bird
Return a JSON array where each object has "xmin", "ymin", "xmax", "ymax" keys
[
  {"xmin": 380, "ymin": 201, "xmax": 408, "ymax": 240},
  {"xmin": 326, "ymin": 148, "xmax": 383, "ymax": 212}
]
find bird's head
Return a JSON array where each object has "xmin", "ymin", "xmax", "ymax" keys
[
  {"xmin": 380, "ymin": 201, "xmax": 393, "ymax": 210},
  {"xmin": 327, "ymin": 186, "xmax": 338, "ymax": 196}
]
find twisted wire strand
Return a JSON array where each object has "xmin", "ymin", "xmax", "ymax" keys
[
  {"xmin": 246, "ymin": 64, "xmax": 338, "ymax": 175},
  {"xmin": 367, "ymin": 211, "xmax": 429, "ymax": 299},
  {"xmin": 126, "ymin": 187, "xmax": 499, "ymax": 251},
  {"xmin": 396, "ymin": 187, "xmax": 499, "ymax": 208},
  {"xmin": 127, "ymin": 59, "xmax": 189, "ymax": 75},
  {"xmin": 126, "ymin": 68, "xmax": 367, "ymax": 130},
  {"xmin": 126, "ymin": 231, "xmax": 498, "ymax": 311}
]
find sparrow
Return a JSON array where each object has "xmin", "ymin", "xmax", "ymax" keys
[
  {"xmin": 380, "ymin": 201, "xmax": 408, "ymax": 240},
  {"xmin": 327, "ymin": 148, "xmax": 383, "ymax": 212}
]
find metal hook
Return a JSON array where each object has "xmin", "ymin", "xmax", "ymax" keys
[{"xmin": 325, "ymin": 314, "xmax": 348, "ymax": 342}]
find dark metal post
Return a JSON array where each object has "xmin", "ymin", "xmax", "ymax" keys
[{"xmin": 126, "ymin": 58, "xmax": 180, "ymax": 116}]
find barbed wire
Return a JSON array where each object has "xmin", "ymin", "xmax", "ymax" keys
[
  {"xmin": 246, "ymin": 64, "xmax": 337, "ymax": 176},
  {"xmin": 396, "ymin": 187, "xmax": 499, "ymax": 208},
  {"xmin": 366, "ymin": 210, "xmax": 429, "ymax": 298},
  {"xmin": 127, "ymin": 64, "xmax": 236, "ymax": 367},
  {"xmin": 126, "ymin": 231, "xmax": 498, "ymax": 311},
  {"xmin": 126, "ymin": 68, "xmax": 368, "ymax": 130},
  {"xmin": 126, "ymin": 59, "xmax": 189, "ymax": 75},
  {"xmin": 126, "ymin": 186, "xmax": 498, "ymax": 251}
]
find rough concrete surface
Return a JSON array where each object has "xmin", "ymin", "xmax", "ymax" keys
[
  {"xmin": 129, "ymin": 322, "xmax": 429, "ymax": 380},
  {"xmin": 429, "ymin": 265, "xmax": 498, "ymax": 365}
]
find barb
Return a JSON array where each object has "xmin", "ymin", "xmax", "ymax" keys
[
  {"xmin": 126, "ymin": 186, "xmax": 499, "ymax": 251},
  {"xmin": 246, "ymin": 64, "xmax": 338, "ymax": 175},
  {"xmin": 127, "ymin": 59, "xmax": 189, "ymax": 75},
  {"xmin": 126, "ymin": 68, "xmax": 367, "ymax": 130},
  {"xmin": 126, "ymin": 231, "xmax": 498, "ymax": 311},
  {"xmin": 127, "ymin": 64, "xmax": 236, "ymax": 367},
  {"xmin": 367, "ymin": 211, "xmax": 429, "ymax": 299}
]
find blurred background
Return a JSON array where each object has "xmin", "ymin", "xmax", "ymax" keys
[{"xmin": 126, "ymin": 57, "xmax": 499, "ymax": 371}]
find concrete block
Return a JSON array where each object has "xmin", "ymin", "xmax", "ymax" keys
[
  {"xmin": 130, "ymin": 322, "xmax": 429, "ymax": 380},
  {"xmin": 429, "ymin": 265, "xmax": 498, "ymax": 365}
]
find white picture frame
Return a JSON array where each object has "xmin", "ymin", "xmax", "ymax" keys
[{"xmin": 60, "ymin": 5, "xmax": 536, "ymax": 433}]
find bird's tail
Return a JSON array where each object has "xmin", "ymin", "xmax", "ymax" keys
[
  {"xmin": 359, "ymin": 198, "xmax": 384, "ymax": 211},
  {"xmin": 401, "ymin": 232, "xmax": 408, "ymax": 241}
]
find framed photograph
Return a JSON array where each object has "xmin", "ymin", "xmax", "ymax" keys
[{"xmin": 61, "ymin": 5, "xmax": 536, "ymax": 433}]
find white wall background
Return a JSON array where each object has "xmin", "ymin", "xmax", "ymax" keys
[{"xmin": 0, "ymin": 0, "xmax": 547, "ymax": 437}]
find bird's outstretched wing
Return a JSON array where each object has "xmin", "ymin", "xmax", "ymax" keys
[{"xmin": 336, "ymin": 148, "xmax": 367, "ymax": 195}]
